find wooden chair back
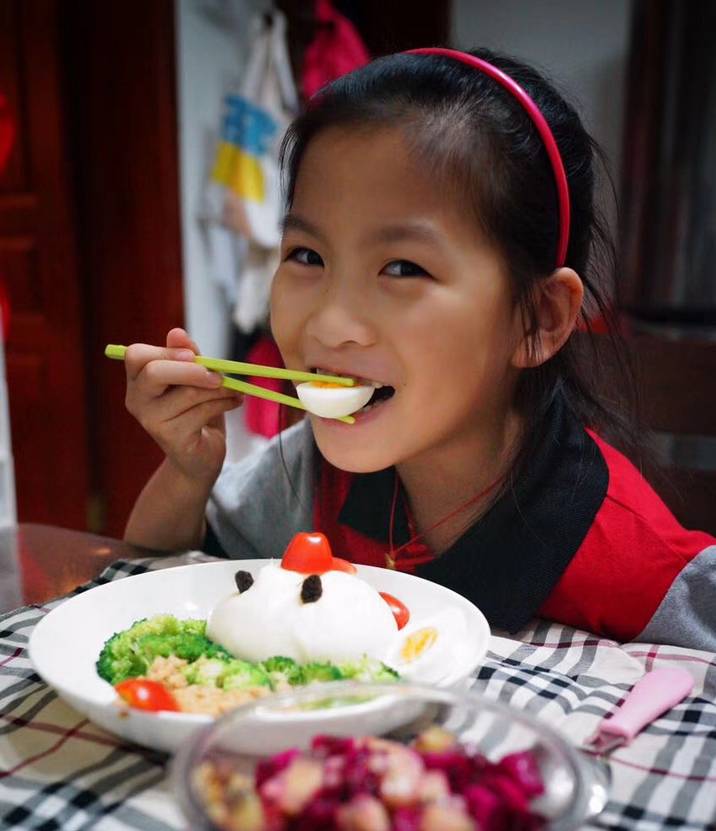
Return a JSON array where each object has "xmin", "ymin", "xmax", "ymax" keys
[
  {"xmin": 629, "ymin": 335, "xmax": 716, "ymax": 435},
  {"xmin": 592, "ymin": 333, "xmax": 716, "ymax": 535}
]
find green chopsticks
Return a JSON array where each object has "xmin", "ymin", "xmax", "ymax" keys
[
  {"xmin": 104, "ymin": 344, "xmax": 355, "ymax": 385},
  {"xmin": 104, "ymin": 344, "xmax": 356, "ymax": 424}
]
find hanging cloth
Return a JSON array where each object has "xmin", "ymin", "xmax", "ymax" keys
[{"xmin": 203, "ymin": 11, "xmax": 298, "ymax": 332}]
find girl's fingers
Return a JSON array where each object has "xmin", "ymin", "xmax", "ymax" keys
[
  {"xmin": 166, "ymin": 327, "xmax": 201, "ymax": 355},
  {"xmin": 125, "ymin": 374, "xmax": 233, "ymax": 420},
  {"xmin": 124, "ymin": 343, "xmax": 197, "ymax": 381},
  {"xmin": 141, "ymin": 358, "xmax": 223, "ymax": 394},
  {"xmin": 128, "ymin": 378, "xmax": 237, "ymax": 425},
  {"xmin": 160, "ymin": 395, "xmax": 242, "ymax": 442},
  {"xmin": 156, "ymin": 384, "xmax": 241, "ymax": 421},
  {"xmin": 124, "ymin": 334, "xmax": 243, "ymax": 441}
]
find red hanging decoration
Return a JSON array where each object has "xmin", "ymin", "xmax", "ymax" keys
[
  {"xmin": 0, "ymin": 93, "xmax": 14, "ymax": 173},
  {"xmin": 0, "ymin": 91, "xmax": 15, "ymax": 341},
  {"xmin": 301, "ymin": 0, "xmax": 370, "ymax": 101}
]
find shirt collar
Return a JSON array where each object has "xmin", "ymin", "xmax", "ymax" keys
[{"xmin": 338, "ymin": 392, "xmax": 608, "ymax": 632}]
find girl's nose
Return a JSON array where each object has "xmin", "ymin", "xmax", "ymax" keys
[{"xmin": 304, "ymin": 279, "xmax": 377, "ymax": 349}]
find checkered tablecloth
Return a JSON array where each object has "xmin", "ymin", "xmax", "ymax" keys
[{"xmin": 1, "ymin": 554, "xmax": 715, "ymax": 830}]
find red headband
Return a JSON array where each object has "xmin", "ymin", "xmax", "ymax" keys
[{"xmin": 406, "ymin": 47, "xmax": 571, "ymax": 269}]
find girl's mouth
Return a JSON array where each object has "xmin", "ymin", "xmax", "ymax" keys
[
  {"xmin": 356, "ymin": 383, "xmax": 395, "ymax": 415},
  {"xmin": 309, "ymin": 367, "xmax": 396, "ymax": 418}
]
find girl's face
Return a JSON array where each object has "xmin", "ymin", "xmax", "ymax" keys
[{"xmin": 271, "ymin": 127, "xmax": 524, "ymax": 474}]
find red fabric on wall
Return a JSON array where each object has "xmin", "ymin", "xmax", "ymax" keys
[
  {"xmin": 243, "ymin": 337, "xmax": 284, "ymax": 438},
  {"xmin": 301, "ymin": 0, "xmax": 370, "ymax": 101},
  {"xmin": 0, "ymin": 93, "xmax": 15, "ymax": 172},
  {"xmin": 0, "ymin": 92, "xmax": 15, "ymax": 340}
]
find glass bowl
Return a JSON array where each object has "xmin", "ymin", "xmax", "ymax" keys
[{"xmin": 172, "ymin": 681, "xmax": 603, "ymax": 831}]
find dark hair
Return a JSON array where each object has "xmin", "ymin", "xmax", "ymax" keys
[{"xmin": 279, "ymin": 48, "xmax": 639, "ymax": 479}]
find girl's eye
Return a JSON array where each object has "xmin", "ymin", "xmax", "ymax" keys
[
  {"xmin": 286, "ymin": 247, "xmax": 324, "ymax": 267},
  {"xmin": 382, "ymin": 260, "xmax": 431, "ymax": 278}
]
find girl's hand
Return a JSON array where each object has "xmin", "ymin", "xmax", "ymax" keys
[{"xmin": 124, "ymin": 327, "xmax": 242, "ymax": 483}]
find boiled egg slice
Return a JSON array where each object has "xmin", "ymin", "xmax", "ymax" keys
[
  {"xmin": 296, "ymin": 381, "xmax": 375, "ymax": 418},
  {"xmin": 385, "ymin": 608, "xmax": 467, "ymax": 684}
]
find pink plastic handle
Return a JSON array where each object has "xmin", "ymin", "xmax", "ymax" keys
[{"xmin": 599, "ymin": 668, "xmax": 694, "ymax": 743}]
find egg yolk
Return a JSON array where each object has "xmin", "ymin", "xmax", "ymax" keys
[
  {"xmin": 401, "ymin": 627, "xmax": 438, "ymax": 662},
  {"xmin": 307, "ymin": 381, "xmax": 346, "ymax": 388}
]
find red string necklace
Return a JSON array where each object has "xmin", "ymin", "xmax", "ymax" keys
[{"xmin": 385, "ymin": 470, "xmax": 507, "ymax": 569}]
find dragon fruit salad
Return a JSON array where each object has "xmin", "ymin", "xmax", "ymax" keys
[{"xmin": 191, "ymin": 726, "xmax": 546, "ymax": 831}]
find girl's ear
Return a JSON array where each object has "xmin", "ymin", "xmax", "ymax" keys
[{"xmin": 511, "ymin": 268, "xmax": 584, "ymax": 368}]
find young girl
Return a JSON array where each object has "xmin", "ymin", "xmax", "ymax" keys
[{"xmin": 123, "ymin": 47, "xmax": 715, "ymax": 651}]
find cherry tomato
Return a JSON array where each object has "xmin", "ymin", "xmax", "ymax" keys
[
  {"xmin": 330, "ymin": 557, "xmax": 357, "ymax": 574},
  {"xmin": 281, "ymin": 532, "xmax": 333, "ymax": 573},
  {"xmin": 380, "ymin": 592, "xmax": 410, "ymax": 630},
  {"xmin": 115, "ymin": 679, "xmax": 179, "ymax": 712}
]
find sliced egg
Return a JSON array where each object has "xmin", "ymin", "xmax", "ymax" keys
[
  {"xmin": 296, "ymin": 381, "xmax": 374, "ymax": 418},
  {"xmin": 400, "ymin": 626, "xmax": 439, "ymax": 663},
  {"xmin": 385, "ymin": 608, "xmax": 467, "ymax": 684}
]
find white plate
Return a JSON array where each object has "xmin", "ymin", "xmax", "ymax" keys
[{"xmin": 28, "ymin": 560, "xmax": 490, "ymax": 753}]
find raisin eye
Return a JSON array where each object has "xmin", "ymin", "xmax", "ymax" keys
[
  {"xmin": 235, "ymin": 570, "xmax": 254, "ymax": 593},
  {"xmin": 301, "ymin": 574, "xmax": 323, "ymax": 604}
]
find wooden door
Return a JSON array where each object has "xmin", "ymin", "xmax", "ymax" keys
[
  {"xmin": 61, "ymin": 0, "xmax": 184, "ymax": 537},
  {"xmin": 0, "ymin": 0, "xmax": 183, "ymax": 536},
  {"xmin": 0, "ymin": 0, "xmax": 90, "ymax": 529}
]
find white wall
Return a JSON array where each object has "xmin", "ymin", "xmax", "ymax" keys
[
  {"xmin": 451, "ymin": 0, "xmax": 634, "ymax": 226},
  {"xmin": 175, "ymin": 0, "xmax": 264, "ymax": 358}
]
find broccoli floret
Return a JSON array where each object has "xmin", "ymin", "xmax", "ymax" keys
[
  {"xmin": 220, "ymin": 659, "xmax": 272, "ymax": 691},
  {"xmin": 96, "ymin": 615, "xmax": 230, "ymax": 685},
  {"xmin": 260, "ymin": 656, "xmax": 305, "ymax": 687},
  {"xmin": 172, "ymin": 634, "xmax": 230, "ymax": 663},
  {"xmin": 136, "ymin": 632, "xmax": 217, "ymax": 663},
  {"xmin": 182, "ymin": 656, "xmax": 229, "ymax": 687},
  {"xmin": 301, "ymin": 661, "xmax": 344, "ymax": 684},
  {"xmin": 337, "ymin": 656, "xmax": 400, "ymax": 682}
]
